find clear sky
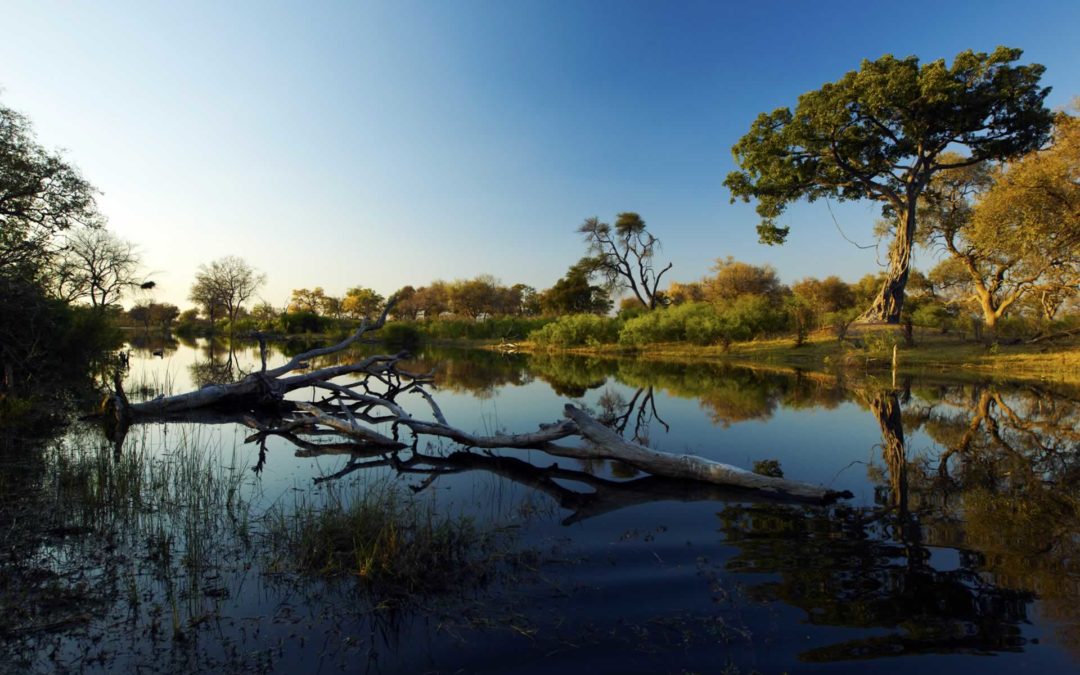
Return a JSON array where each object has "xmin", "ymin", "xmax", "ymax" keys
[{"xmin": 2, "ymin": 0, "xmax": 1078, "ymax": 309}]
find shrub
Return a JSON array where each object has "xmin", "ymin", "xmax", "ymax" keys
[
  {"xmin": 529, "ymin": 314, "xmax": 620, "ymax": 348},
  {"xmin": 825, "ymin": 307, "xmax": 862, "ymax": 341},
  {"xmin": 911, "ymin": 303, "xmax": 956, "ymax": 333},
  {"xmin": 380, "ymin": 322, "xmax": 421, "ymax": 350},
  {"xmin": 410, "ymin": 316, "xmax": 551, "ymax": 342},
  {"xmin": 719, "ymin": 295, "xmax": 789, "ymax": 340},
  {"xmin": 227, "ymin": 317, "xmax": 259, "ymax": 335},
  {"xmin": 278, "ymin": 311, "xmax": 329, "ymax": 334}
]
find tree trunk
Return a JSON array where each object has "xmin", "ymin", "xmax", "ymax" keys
[
  {"xmin": 564, "ymin": 405, "xmax": 848, "ymax": 501},
  {"xmin": 862, "ymin": 205, "xmax": 916, "ymax": 324}
]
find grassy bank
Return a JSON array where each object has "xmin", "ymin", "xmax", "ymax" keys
[{"xmin": 513, "ymin": 326, "xmax": 1080, "ymax": 386}]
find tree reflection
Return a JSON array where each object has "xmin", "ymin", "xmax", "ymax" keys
[
  {"xmin": 718, "ymin": 380, "xmax": 1080, "ymax": 661},
  {"xmin": 188, "ymin": 338, "xmax": 245, "ymax": 387},
  {"xmin": 719, "ymin": 503, "xmax": 1032, "ymax": 660}
]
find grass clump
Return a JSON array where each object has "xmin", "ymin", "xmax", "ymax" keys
[{"xmin": 266, "ymin": 481, "xmax": 501, "ymax": 601}]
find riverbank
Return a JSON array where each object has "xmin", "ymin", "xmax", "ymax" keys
[{"xmin": 503, "ymin": 326, "xmax": 1080, "ymax": 386}]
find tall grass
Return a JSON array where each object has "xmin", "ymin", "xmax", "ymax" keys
[
  {"xmin": 264, "ymin": 478, "xmax": 502, "ymax": 602},
  {"xmin": 3, "ymin": 424, "xmax": 256, "ymax": 656}
]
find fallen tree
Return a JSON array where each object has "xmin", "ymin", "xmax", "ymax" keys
[{"xmin": 100, "ymin": 299, "xmax": 851, "ymax": 504}]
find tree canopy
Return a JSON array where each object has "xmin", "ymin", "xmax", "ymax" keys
[
  {"xmin": 0, "ymin": 102, "xmax": 100, "ymax": 278},
  {"xmin": 51, "ymin": 227, "xmax": 143, "ymax": 310},
  {"xmin": 578, "ymin": 212, "xmax": 672, "ymax": 310},
  {"xmin": 0, "ymin": 100, "xmax": 115, "ymax": 392},
  {"xmin": 190, "ymin": 256, "xmax": 265, "ymax": 330},
  {"xmin": 915, "ymin": 110, "xmax": 1079, "ymax": 327},
  {"xmin": 540, "ymin": 258, "xmax": 612, "ymax": 315},
  {"xmin": 725, "ymin": 47, "xmax": 1053, "ymax": 323}
]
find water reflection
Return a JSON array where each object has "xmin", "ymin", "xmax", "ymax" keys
[
  {"xmin": 38, "ymin": 339, "xmax": 1080, "ymax": 670},
  {"xmin": 235, "ymin": 342, "xmax": 1080, "ymax": 661},
  {"xmin": 716, "ymin": 379, "xmax": 1080, "ymax": 661},
  {"xmin": 719, "ymin": 502, "xmax": 1033, "ymax": 660}
]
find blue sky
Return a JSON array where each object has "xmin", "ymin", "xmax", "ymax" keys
[{"xmin": 2, "ymin": 0, "xmax": 1078, "ymax": 309}]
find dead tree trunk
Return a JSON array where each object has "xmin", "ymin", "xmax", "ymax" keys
[
  {"xmin": 564, "ymin": 405, "xmax": 846, "ymax": 501},
  {"xmin": 103, "ymin": 297, "xmax": 851, "ymax": 504},
  {"xmin": 117, "ymin": 303, "xmax": 399, "ymax": 417}
]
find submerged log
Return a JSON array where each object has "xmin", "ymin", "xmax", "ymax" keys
[{"xmin": 564, "ymin": 405, "xmax": 848, "ymax": 502}]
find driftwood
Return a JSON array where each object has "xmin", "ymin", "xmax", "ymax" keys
[
  {"xmin": 104, "ymin": 300, "xmax": 850, "ymax": 504},
  {"xmin": 564, "ymin": 405, "xmax": 846, "ymax": 501},
  {"xmin": 288, "ymin": 447, "xmax": 836, "ymax": 524},
  {"xmin": 116, "ymin": 303, "xmax": 402, "ymax": 418}
]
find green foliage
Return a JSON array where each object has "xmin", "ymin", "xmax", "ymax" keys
[
  {"xmin": 791, "ymin": 276, "xmax": 857, "ymax": 318},
  {"xmin": 540, "ymin": 258, "xmax": 612, "ymax": 315},
  {"xmin": 227, "ymin": 317, "xmax": 260, "ymax": 335},
  {"xmin": 910, "ymin": 303, "xmax": 957, "ymax": 333},
  {"xmin": 0, "ymin": 276, "xmax": 120, "ymax": 393},
  {"xmin": 703, "ymin": 257, "xmax": 783, "ymax": 304},
  {"xmin": 380, "ymin": 322, "xmax": 422, "ymax": 350},
  {"xmin": 1, "ymin": 100, "xmax": 100, "ymax": 278},
  {"xmin": 725, "ymin": 47, "xmax": 1053, "ymax": 322},
  {"xmin": 620, "ymin": 303, "xmax": 716, "ymax": 346},
  {"xmin": 0, "ymin": 99, "xmax": 117, "ymax": 394},
  {"xmin": 861, "ymin": 329, "xmax": 900, "ymax": 355},
  {"xmin": 529, "ymin": 314, "xmax": 621, "ymax": 348},
  {"xmin": 618, "ymin": 299, "xmax": 789, "ymax": 348},
  {"xmin": 825, "ymin": 307, "xmax": 862, "ymax": 341},
  {"xmin": 725, "ymin": 47, "xmax": 1052, "ymax": 244},
  {"xmin": 410, "ymin": 316, "xmax": 551, "ymax": 342},
  {"xmin": 342, "ymin": 286, "xmax": 384, "ymax": 319},
  {"xmin": 174, "ymin": 308, "xmax": 208, "ymax": 338},
  {"xmin": 278, "ymin": 311, "xmax": 330, "ymax": 334}
]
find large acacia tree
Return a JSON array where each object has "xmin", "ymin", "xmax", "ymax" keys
[{"xmin": 724, "ymin": 47, "xmax": 1053, "ymax": 323}]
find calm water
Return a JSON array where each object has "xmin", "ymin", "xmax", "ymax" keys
[{"xmin": 2, "ymin": 336, "xmax": 1079, "ymax": 673}]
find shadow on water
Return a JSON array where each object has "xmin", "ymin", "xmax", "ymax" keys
[{"xmin": 3, "ymin": 341, "xmax": 1080, "ymax": 671}]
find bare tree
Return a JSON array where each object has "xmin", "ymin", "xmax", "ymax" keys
[
  {"xmin": 578, "ymin": 212, "xmax": 672, "ymax": 310},
  {"xmin": 52, "ymin": 227, "xmax": 143, "ymax": 310},
  {"xmin": 190, "ymin": 256, "xmax": 265, "ymax": 332}
]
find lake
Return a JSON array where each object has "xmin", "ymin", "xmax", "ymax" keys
[{"xmin": 2, "ymin": 336, "xmax": 1078, "ymax": 674}]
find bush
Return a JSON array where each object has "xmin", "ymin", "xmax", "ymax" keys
[
  {"xmin": 278, "ymin": 311, "xmax": 330, "ymax": 334},
  {"xmin": 380, "ymin": 322, "xmax": 422, "ymax": 350},
  {"xmin": 825, "ymin": 307, "xmax": 862, "ymax": 340},
  {"xmin": 991, "ymin": 316, "xmax": 1039, "ymax": 342},
  {"xmin": 618, "ymin": 298, "xmax": 789, "ymax": 348},
  {"xmin": 227, "ymin": 317, "xmax": 260, "ymax": 335},
  {"xmin": 402, "ymin": 316, "xmax": 551, "ymax": 342},
  {"xmin": 529, "ymin": 314, "xmax": 620, "ymax": 348},
  {"xmin": 720, "ymin": 295, "xmax": 789, "ymax": 340},
  {"xmin": 910, "ymin": 303, "xmax": 956, "ymax": 333},
  {"xmin": 618, "ymin": 303, "xmax": 717, "ymax": 346}
]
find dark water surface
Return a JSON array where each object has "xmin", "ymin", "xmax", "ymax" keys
[{"xmin": 2, "ymin": 338, "xmax": 1079, "ymax": 673}]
